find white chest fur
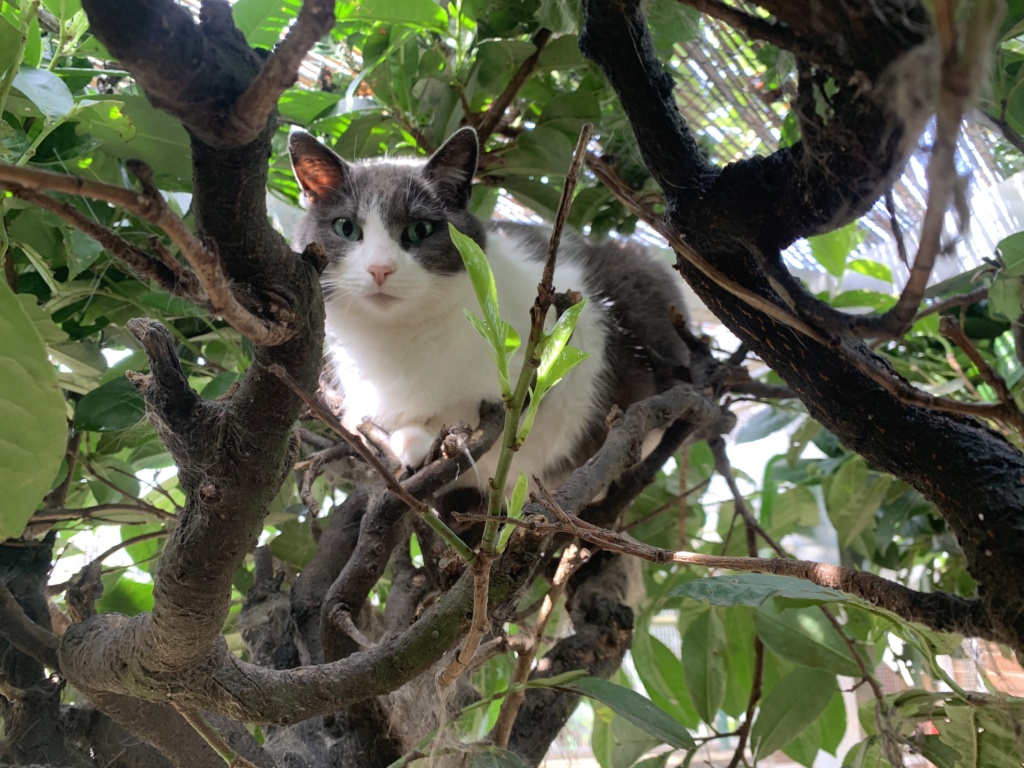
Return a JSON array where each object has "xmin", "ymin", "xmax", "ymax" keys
[{"xmin": 324, "ymin": 223, "xmax": 609, "ymax": 489}]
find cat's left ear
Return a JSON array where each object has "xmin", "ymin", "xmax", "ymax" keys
[
  {"xmin": 289, "ymin": 132, "xmax": 351, "ymax": 202},
  {"xmin": 424, "ymin": 127, "xmax": 478, "ymax": 207}
]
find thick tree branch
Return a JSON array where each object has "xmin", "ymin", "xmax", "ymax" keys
[
  {"xmin": 580, "ymin": 0, "xmax": 1024, "ymax": 652},
  {"xmin": 231, "ymin": 0, "xmax": 336, "ymax": 144},
  {"xmin": 0, "ymin": 581, "xmax": 58, "ymax": 669},
  {"xmin": 677, "ymin": 0, "xmax": 845, "ymax": 77}
]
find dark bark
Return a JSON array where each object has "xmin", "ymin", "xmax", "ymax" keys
[
  {"xmin": 0, "ymin": 538, "xmax": 91, "ymax": 767},
  {"xmin": 321, "ymin": 403, "xmax": 504, "ymax": 662},
  {"xmin": 579, "ymin": 0, "xmax": 1024, "ymax": 652}
]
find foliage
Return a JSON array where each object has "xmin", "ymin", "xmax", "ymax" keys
[{"xmin": 2, "ymin": 0, "xmax": 1024, "ymax": 766}]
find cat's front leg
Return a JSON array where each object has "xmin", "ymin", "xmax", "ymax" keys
[{"xmin": 390, "ymin": 425, "xmax": 435, "ymax": 469}]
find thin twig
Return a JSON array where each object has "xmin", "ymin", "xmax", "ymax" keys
[
  {"xmin": 471, "ymin": 28, "xmax": 553, "ymax": 142},
  {"xmin": 32, "ymin": 503, "xmax": 175, "ymax": 524},
  {"xmin": 0, "ymin": 582, "xmax": 59, "ymax": 668},
  {"xmin": 490, "ymin": 543, "xmax": 589, "ymax": 747},
  {"xmin": 438, "ymin": 550, "xmax": 494, "ymax": 687},
  {"xmin": 458, "ymin": 513, "xmax": 996, "ymax": 641},
  {"xmin": 940, "ymin": 316, "xmax": 1024, "ymax": 430},
  {"xmin": 43, "ymin": 428, "xmax": 81, "ymax": 509},
  {"xmin": 173, "ymin": 705, "xmax": 259, "ymax": 768},
  {"xmin": 885, "ymin": 188, "xmax": 909, "ymax": 268},
  {"xmin": 11, "ymin": 187, "xmax": 202, "ymax": 299},
  {"xmin": 914, "ymin": 286, "xmax": 989, "ymax": 322}
]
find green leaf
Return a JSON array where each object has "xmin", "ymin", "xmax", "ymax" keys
[
  {"xmin": 752, "ymin": 604, "xmax": 861, "ymax": 676},
  {"xmin": 451, "ymin": 224, "xmax": 500, "ymax": 328},
  {"xmin": 561, "ymin": 677, "xmax": 696, "ymax": 750},
  {"xmin": 538, "ymin": 34, "xmax": 586, "ymax": 71},
  {"xmin": 750, "ymin": 667, "xmax": 837, "ymax": 759},
  {"xmin": 277, "ymin": 88, "xmax": 343, "ymax": 125},
  {"xmin": 830, "ymin": 289, "xmax": 896, "ymax": 312},
  {"xmin": 670, "ymin": 574, "xmax": 849, "ymax": 609},
  {"xmin": 231, "ymin": 0, "xmax": 302, "ymax": 48},
  {"xmin": 592, "ymin": 704, "xmax": 663, "ymax": 768},
  {"xmin": 14, "ymin": 294, "xmax": 68, "ymax": 345},
  {"xmin": 734, "ymin": 407, "xmax": 798, "ymax": 444},
  {"xmin": 843, "ymin": 736, "xmax": 887, "ymax": 768},
  {"xmin": 79, "ymin": 94, "xmax": 192, "ymax": 181},
  {"xmin": 537, "ymin": 299, "xmax": 588, "ymax": 388},
  {"xmin": 680, "ymin": 609, "xmax": 726, "ymax": 724},
  {"xmin": 770, "ymin": 485, "xmax": 820, "ymax": 534},
  {"xmin": 97, "ymin": 573, "xmax": 154, "ymax": 615},
  {"xmin": 74, "ymin": 377, "xmax": 145, "ymax": 432},
  {"xmin": 781, "ymin": 685, "xmax": 847, "ymax": 766},
  {"xmin": 990, "ymin": 273, "xmax": 1024, "ymax": 321},
  {"xmin": 507, "ymin": 470, "xmax": 528, "ymax": 518},
  {"xmin": 336, "ymin": 0, "xmax": 449, "ymax": 29},
  {"xmin": 847, "ymin": 259, "xmax": 893, "ymax": 283},
  {"xmin": 997, "ymin": 230, "xmax": 1024, "ymax": 276},
  {"xmin": 0, "ymin": 14, "xmax": 20, "ymax": 74},
  {"xmin": 935, "ymin": 703, "xmax": 1024, "ymax": 768},
  {"xmin": 64, "ymin": 227, "xmax": 106, "ymax": 278},
  {"xmin": 269, "ymin": 517, "xmax": 318, "ymax": 567},
  {"xmin": 535, "ymin": 0, "xmax": 578, "ymax": 33},
  {"xmin": 0, "ymin": 279, "xmax": 67, "ymax": 539},
  {"xmin": 12, "ymin": 66, "xmax": 75, "ymax": 120},
  {"xmin": 824, "ymin": 457, "xmax": 892, "ymax": 548},
  {"xmin": 631, "ymin": 626, "xmax": 700, "ymax": 728},
  {"xmin": 808, "ymin": 221, "xmax": 863, "ymax": 278}
]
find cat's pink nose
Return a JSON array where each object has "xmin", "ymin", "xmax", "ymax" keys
[{"xmin": 367, "ymin": 264, "xmax": 395, "ymax": 286}]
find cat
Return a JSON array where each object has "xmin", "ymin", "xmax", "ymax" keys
[{"xmin": 289, "ymin": 127, "xmax": 689, "ymax": 493}]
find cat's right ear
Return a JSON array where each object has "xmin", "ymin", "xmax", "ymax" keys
[
  {"xmin": 424, "ymin": 127, "xmax": 478, "ymax": 207},
  {"xmin": 289, "ymin": 132, "xmax": 350, "ymax": 202}
]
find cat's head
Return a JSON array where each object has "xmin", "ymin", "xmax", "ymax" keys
[{"xmin": 289, "ymin": 128, "xmax": 486, "ymax": 324}]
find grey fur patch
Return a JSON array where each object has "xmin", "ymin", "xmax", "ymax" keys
[{"xmin": 291, "ymin": 131, "xmax": 486, "ymax": 275}]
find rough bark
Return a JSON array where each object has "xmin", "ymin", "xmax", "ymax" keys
[{"xmin": 579, "ymin": 0, "xmax": 1024, "ymax": 652}]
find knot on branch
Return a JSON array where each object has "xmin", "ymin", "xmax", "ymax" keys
[{"xmin": 125, "ymin": 318, "xmax": 211, "ymax": 466}]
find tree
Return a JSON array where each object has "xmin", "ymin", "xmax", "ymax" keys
[{"xmin": 2, "ymin": 0, "xmax": 1024, "ymax": 765}]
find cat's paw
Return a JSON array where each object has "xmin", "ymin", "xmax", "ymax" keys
[{"xmin": 390, "ymin": 425, "xmax": 435, "ymax": 469}]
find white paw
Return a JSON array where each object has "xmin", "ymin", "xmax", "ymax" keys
[{"xmin": 390, "ymin": 425, "xmax": 435, "ymax": 469}]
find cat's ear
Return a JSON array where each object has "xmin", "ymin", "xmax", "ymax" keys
[
  {"xmin": 289, "ymin": 132, "xmax": 351, "ymax": 202},
  {"xmin": 424, "ymin": 127, "xmax": 478, "ymax": 207}
]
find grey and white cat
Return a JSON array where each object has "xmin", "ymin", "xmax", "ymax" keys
[{"xmin": 289, "ymin": 128, "xmax": 688, "ymax": 490}]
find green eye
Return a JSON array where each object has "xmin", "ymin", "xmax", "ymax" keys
[
  {"xmin": 404, "ymin": 220, "xmax": 434, "ymax": 243},
  {"xmin": 333, "ymin": 218, "xmax": 362, "ymax": 241}
]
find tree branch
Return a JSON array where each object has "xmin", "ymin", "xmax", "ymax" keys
[
  {"xmin": 677, "ymin": 0, "xmax": 846, "ymax": 77},
  {"xmin": 491, "ymin": 511, "xmax": 999, "ymax": 642},
  {"xmin": 471, "ymin": 28, "xmax": 552, "ymax": 143},
  {"xmin": 230, "ymin": 0, "xmax": 336, "ymax": 145}
]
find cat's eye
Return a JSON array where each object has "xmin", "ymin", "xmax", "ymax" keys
[
  {"xmin": 404, "ymin": 220, "xmax": 434, "ymax": 243},
  {"xmin": 333, "ymin": 218, "xmax": 362, "ymax": 241}
]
